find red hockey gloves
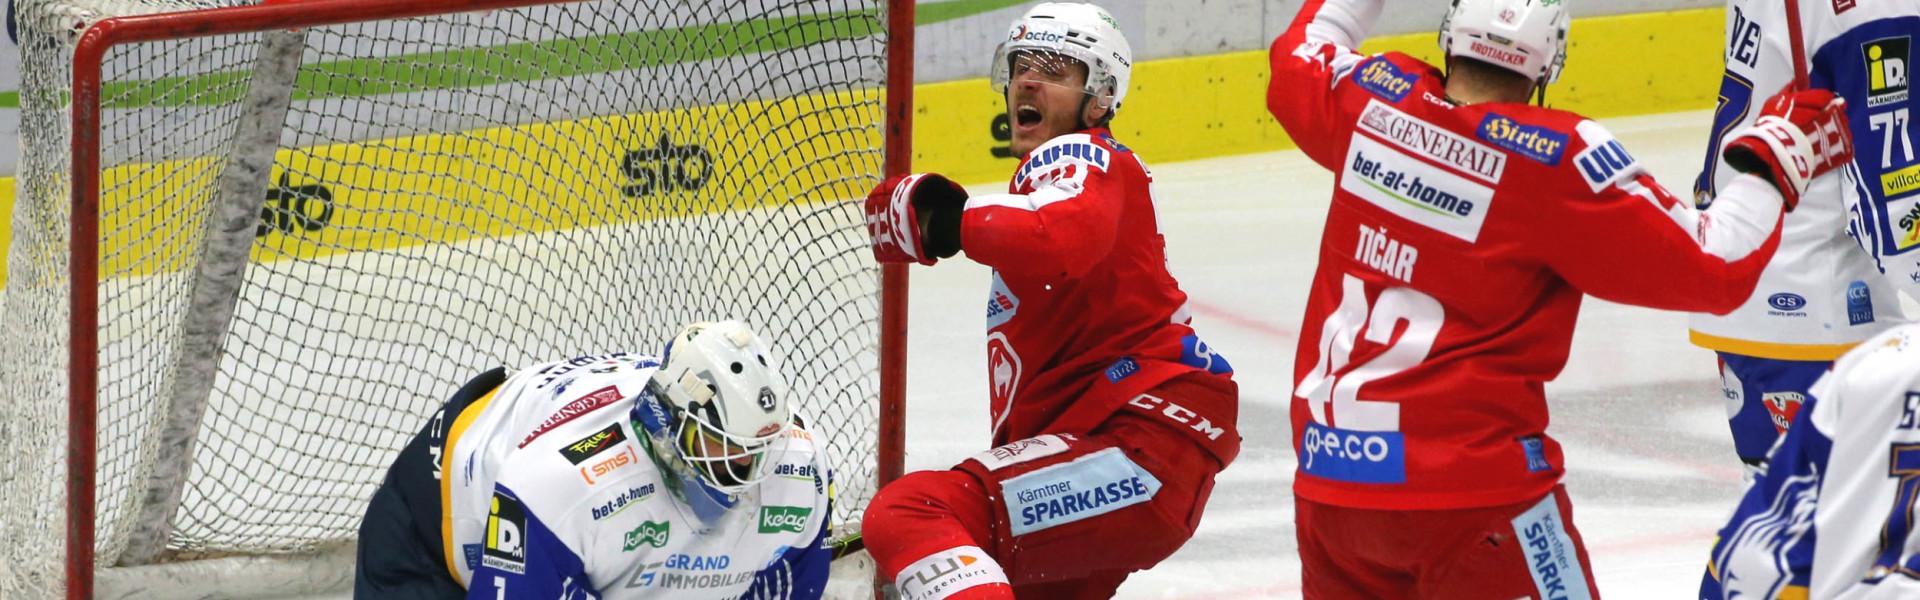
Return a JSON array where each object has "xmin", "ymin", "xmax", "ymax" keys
[
  {"xmin": 1723, "ymin": 87, "xmax": 1853, "ymax": 211},
  {"xmin": 865, "ymin": 173, "xmax": 968, "ymax": 265}
]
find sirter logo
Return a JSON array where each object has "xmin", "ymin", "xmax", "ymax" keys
[
  {"xmin": 757, "ymin": 506, "xmax": 812, "ymax": 534},
  {"xmin": 623, "ymin": 520, "xmax": 670, "ymax": 551},
  {"xmin": 1864, "ymin": 36, "xmax": 1910, "ymax": 107}
]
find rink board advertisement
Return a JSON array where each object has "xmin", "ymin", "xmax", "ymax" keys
[
  {"xmin": 89, "ymin": 90, "xmax": 880, "ymax": 280},
  {"xmin": 0, "ymin": 1, "xmax": 1725, "ymax": 288}
]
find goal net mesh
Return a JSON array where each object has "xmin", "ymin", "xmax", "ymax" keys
[{"xmin": 1, "ymin": 0, "xmax": 886, "ymax": 594}]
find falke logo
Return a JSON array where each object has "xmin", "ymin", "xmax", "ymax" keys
[{"xmin": 559, "ymin": 423, "xmax": 628, "ymax": 465}]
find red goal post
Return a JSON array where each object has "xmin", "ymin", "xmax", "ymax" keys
[{"xmin": 42, "ymin": 0, "xmax": 914, "ymax": 596}]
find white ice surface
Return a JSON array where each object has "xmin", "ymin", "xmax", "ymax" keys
[{"xmin": 283, "ymin": 108, "xmax": 1917, "ymax": 599}]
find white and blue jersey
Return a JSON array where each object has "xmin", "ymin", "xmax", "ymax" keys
[
  {"xmin": 1701, "ymin": 323, "xmax": 1920, "ymax": 600},
  {"xmin": 442, "ymin": 354, "xmax": 833, "ymax": 600},
  {"xmin": 1690, "ymin": 0, "xmax": 1914, "ymax": 361}
]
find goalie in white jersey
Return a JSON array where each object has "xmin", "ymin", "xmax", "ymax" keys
[
  {"xmin": 354, "ymin": 321, "xmax": 834, "ymax": 599},
  {"xmin": 1701, "ymin": 322, "xmax": 1920, "ymax": 600}
]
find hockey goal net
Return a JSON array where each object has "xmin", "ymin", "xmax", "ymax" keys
[{"xmin": 1, "ymin": 0, "xmax": 907, "ymax": 596}]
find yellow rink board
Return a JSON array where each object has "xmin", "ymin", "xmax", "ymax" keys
[
  {"xmin": 0, "ymin": 8, "xmax": 1726, "ymax": 287},
  {"xmin": 89, "ymin": 90, "xmax": 881, "ymax": 280}
]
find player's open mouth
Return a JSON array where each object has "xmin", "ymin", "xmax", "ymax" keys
[{"xmin": 1015, "ymin": 105, "xmax": 1043, "ymax": 129}]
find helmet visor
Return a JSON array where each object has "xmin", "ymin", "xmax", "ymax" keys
[{"xmin": 990, "ymin": 46, "xmax": 1116, "ymax": 109}]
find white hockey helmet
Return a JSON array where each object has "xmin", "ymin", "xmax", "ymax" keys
[
  {"xmin": 1439, "ymin": 0, "xmax": 1571, "ymax": 84},
  {"xmin": 644, "ymin": 320, "xmax": 791, "ymax": 496},
  {"xmin": 990, "ymin": 2, "xmax": 1134, "ymax": 117}
]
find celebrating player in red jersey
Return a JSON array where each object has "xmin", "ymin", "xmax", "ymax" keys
[
  {"xmin": 1268, "ymin": 0, "xmax": 1855, "ymax": 598},
  {"xmin": 858, "ymin": 3, "xmax": 1240, "ymax": 599}
]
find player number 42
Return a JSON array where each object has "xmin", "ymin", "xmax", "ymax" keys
[{"xmin": 1294, "ymin": 273, "xmax": 1444, "ymax": 432}]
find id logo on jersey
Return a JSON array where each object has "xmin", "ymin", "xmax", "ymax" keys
[
  {"xmin": 483, "ymin": 492, "xmax": 528, "ymax": 574},
  {"xmin": 1352, "ymin": 58, "xmax": 1417, "ymax": 102},
  {"xmin": 1863, "ymin": 36, "xmax": 1910, "ymax": 107},
  {"xmin": 1300, "ymin": 421, "xmax": 1406, "ymax": 484},
  {"xmin": 1002, "ymin": 448, "xmax": 1161, "ymax": 536}
]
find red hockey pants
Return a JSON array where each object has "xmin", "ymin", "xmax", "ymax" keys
[{"xmin": 863, "ymin": 373, "xmax": 1238, "ymax": 600}]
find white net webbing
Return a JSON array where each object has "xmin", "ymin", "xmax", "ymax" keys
[{"xmin": 2, "ymin": 0, "xmax": 887, "ymax": 595}]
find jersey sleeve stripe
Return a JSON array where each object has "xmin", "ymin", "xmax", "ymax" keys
[{"xmin": 441, "ymin": 384, "xmax": 504, "ymax": 584}]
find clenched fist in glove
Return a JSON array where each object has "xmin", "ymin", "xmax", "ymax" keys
[
  {"xmin": 865, "ymin": 173, "xmax": 968, "ymax": 265},
  {"xmin": 1723, "ymin": 87, "xmax": 1854, "ymax": 211}
]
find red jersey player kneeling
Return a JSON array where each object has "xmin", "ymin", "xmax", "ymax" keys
[
  {"xmin": 1267, "ymin": 0, "xmax": 1852, "ymax": 598},
  {"xmin": 860, "ymin": 3, "xmax": 1241, "ymax": 599}
]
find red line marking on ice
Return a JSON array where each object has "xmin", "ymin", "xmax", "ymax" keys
[{"xmin": 1190, "ymin": 299, "xmax": 1297, "ymax": 342}]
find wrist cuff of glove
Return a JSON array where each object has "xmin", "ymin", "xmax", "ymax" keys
[{"xmin": 922, "ymin": 205, "xmax": 963, "ymax": 259}]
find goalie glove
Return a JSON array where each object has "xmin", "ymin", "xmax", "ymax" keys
[
  {"xmin": 865, "ymin": 173, "xmax": 968, "ymax": 265},
  {"xmin": 1722, "ymin": 87, "xmax": 1854, "ymax": 211}
]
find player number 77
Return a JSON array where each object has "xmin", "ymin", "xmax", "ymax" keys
[
  {"xmin": 1295, "ymin": 273, "xmax": 1444, "ymax": 432},
  {"xmin": 1868, "ymin": 108, "xmax": 1914, "ymax": 169}
]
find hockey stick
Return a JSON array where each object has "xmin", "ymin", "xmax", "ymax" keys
[
  {"xmin": 1784, "ymin": 0, "xmax": 1810, "ymax": 89},
  {"xmin": 829, "ymin": 527, "xmax": 866, "ymax": 559}
]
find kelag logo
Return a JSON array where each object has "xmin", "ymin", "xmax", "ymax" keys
[
  {"xmin": 758, "ymin": 505, "xmax": 812, "ymax": 534},
  {"xmin": 622, "ymin": 132, "xmax": 713, "ymax": 198}
]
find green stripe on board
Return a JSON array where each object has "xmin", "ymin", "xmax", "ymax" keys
[
  {"xmin": 0, "ymin": 1, "xmax": 1038, "ymax": 108},
  {"xmin": 915, "ymin": 0, "xmax": 1031, "ymax": 25},
  {"xmin": 0, "ymin": 10, "xmax": 882, "ymax": 109}
]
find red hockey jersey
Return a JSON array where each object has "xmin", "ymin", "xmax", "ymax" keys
[
  {"xmin": 961, "ymin": 129, "xmax": 1234, "ymax": 448},
  {"xmin": 1270, "ymin": 0, "xmax": 1787, "ymax": 509}
]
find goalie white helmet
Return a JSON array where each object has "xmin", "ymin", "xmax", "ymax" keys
[
  {"xmin": 642, "ymin": 320, "xmax": 792, "ymax": 497},
  {"xmin": 1438, "ymin": 0, "xmax": 1571, "ymax": 84},
  {"xmin": 990, "ymin": 2, "xmax": 1133, "ymax": 116}
]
